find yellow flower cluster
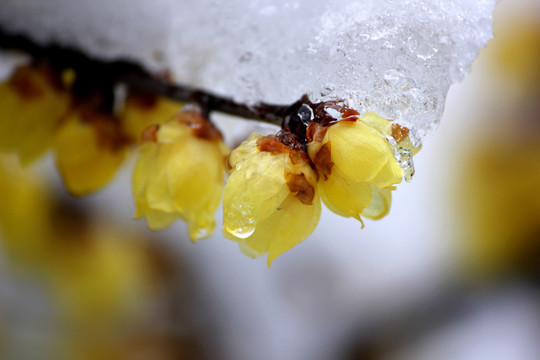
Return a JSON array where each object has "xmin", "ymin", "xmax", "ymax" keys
[
  {"xmin": 0, "ymin": 154, "xmax": 164, "ymax": 337},
  {"xmin": 223, "ymin": 110, "xmax": 417, "ymax": 265},
  {"xmin": 0, "ymin": 63, "xmax": 183, "ymax": 196},
  {"xmin": 1, "ymin": 62, "xmax": 417, "ymax": 266}
]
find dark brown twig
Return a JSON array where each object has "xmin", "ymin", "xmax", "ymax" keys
[{"xmin": 0, "ymin": 26, "xmax": 309, "ymax": 128}]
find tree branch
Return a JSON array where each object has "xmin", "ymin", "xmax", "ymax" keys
[{"xmin": 0, "ymin": 26, "xmax": 304, "ymax": 128}]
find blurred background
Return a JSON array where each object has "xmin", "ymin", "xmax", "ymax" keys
[{"xmin": 1, "ymin": 0, "xmax": 540, "ymax": 359}]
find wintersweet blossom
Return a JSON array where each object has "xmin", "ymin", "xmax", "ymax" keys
[
  {"xmin": 54, "ymin": 109, "xmax": 129, "ymax": 195},
  {"xmin": 307, "ymin": 111, "xmax": 409, "ymax": 225},
  {"xmin": 0, "ymin": 63, "xmax": 70, "ymax": 164},
  {"xmin": 223, "ymin": 132, "xmax": 321, "ymax": 266},
  {"xmin": 132, "ymin": 108, "xmax": 227, "ymax": 241}
]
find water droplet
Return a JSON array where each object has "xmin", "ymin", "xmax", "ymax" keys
[
  {"xmin": 387, "ymin": 136, "xmax": 416, "ymax": 182},
  {"xmin": 226, "ymin": 224, "xmax": 256, "ymax": 239},
  {"xmin": 190, "ymin": 226, "xmax": 210, "ymax": 241}
]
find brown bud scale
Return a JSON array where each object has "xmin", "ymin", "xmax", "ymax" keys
[
  {"xmin": 313, "ymin": 143, "xmax": 334, "ymax": 180},
  {"xmin": 175, "ymin": 110, "xmax": 223, "ymax": 141},
  {"xmin": 285, "ymin": 172, "xmax": 315, "ymax": 205},
  {"xmin": 257, "ymin": 134, "xmax": 312, "ymax": 167},
  {"xmin": 391, "ymin": 124, "xmax": 410, "ymax": 144},
  {"xmin": 8, "ymin": 66, "xmax": 45, "ymax": 100},
  {"xmin": 140, "ymin": 124, "xmax": 160, "ymax": 143}
]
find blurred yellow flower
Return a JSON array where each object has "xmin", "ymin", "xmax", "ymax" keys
[
  {"xmin": 459, "ymin": 139, "xmax": 540, "ymax": 280},
  {"xmin": 488, "ymin": 16, "xmax": 540, "ymax": 91},
  {"xmin": 0, "ymin": 63, "xmax": 70, "ymax": 164},
  {"xmin": 307, "ymin": 112, "xmax": 409, "ymax": 225},
  {"xmin": 132, "ymin": 108, "xmax": 227, "ymax": 241},
  {"xmin": 223, "ymin": 132, "xmax": 321, "ymax": 266},
  {"xmin": 0, "ymin": 154, "xmax": 53, "ymax": 266},
  {"xmin": 120, "ymin": 92, "xmax": 183, "ymax": 141},
  {"xmin": 47, "ymin": 227, "xmax": 153, "ymax": 330},
  {"xmin": 54, "ymin": 109, "xmax": 129, "ymax": 195}
]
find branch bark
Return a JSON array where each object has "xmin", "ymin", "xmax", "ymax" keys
[{"xmin": 0, "ymin": 26, "xmax": 302, "ymax": 128}]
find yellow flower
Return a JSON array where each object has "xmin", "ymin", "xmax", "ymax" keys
[
  {"xmin": 307, "ymin": 111, "xmax": 410, "ymax": 224},
  {"xmin": 120, "ymin": 92, "xmax": 183, "ymax": 141},
  {"xmin": 0, "ymin": 154, "xmax": 53, "ymax": 266},
  {"xmin": 54, "ymin": 109, "xmax": 129, "ymax": 195},
  {"xmin": 459, "ymin": 139, "xmax": 540, "ymax": 280},
  {"xmin": 488, "ymin": 15, "xmax": 540, "ymax": 91},
  {"xmin": 0, "ymin": 63, "xmax": 70, "ymax": 164},
  {"xmin": 132, "ymin": 108, "xmax": 227, "ymax": 241},
  {"xmin": 47, "ymin": 227, "xmax": 153, "ymax": 330},
  {"xmin": 223, "ymin": 132, "xmax": 321, "ymax": 266}
]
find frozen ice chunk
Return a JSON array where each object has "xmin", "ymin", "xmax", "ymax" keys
[{"xmin": 0, "ymin": 0, "xmax": 497, "ymax": 140}]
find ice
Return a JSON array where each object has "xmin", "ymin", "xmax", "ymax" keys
[{"xmin": 0, "ymin": 0, "xmax": 497, "ymax": 140}]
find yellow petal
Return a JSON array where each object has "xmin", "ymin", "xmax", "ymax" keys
[
  {"xmin": 231, "ymin": 192, "xmax": 321, "ymax": 267},
  {"xmin": 328, "ymin": 120, "xmax": 397, "ymax": 183},
  {"xmin": 361, "ymin": 186, "xmax": 393, "ymax": 220},
  {"xmin": 369, "ymin": 158, "xmax": 403, "ymax": 188},
  {"xmin": 223, "ymin": 151, "xmax": 290, "ymax": 239},
  {"xmin": 319, "ymin": 167, "xmax": 372, "ymax": 222},
  {"xmin": 266, "ymin": 194, "xmax": 321, "ymax": 266},
  {"xmin": 237, "ymin": 239, "xmax": 269, "ymax": 258},
  {"xmin": 144, "ymin": 208, "xmax": 179, "ymax": 230},
  {"xmin": 359, "ymin": 112, "xmax": 391, "ymax": 135},
  {"xmin": 167, "ymin": 137, "xmax": 224, "ymax": 213},
  {"xmin": 132, "ymin": 145, "xmax": 178, "ymax": 230},
  {"xmin": 120, "ymin": 95, "xmax": 182, "ymax": 141},
  {"xmin": 185, "ymin": 210, "xmax": 216, "ymax": 241},
  {"xmin": 132, "ymin": 143, "xmax": 156, "ymax": 209},
  {"xmin": 145, "ymin": 145, "xmax": 177, "ymax": 212},
  {"xmin": 156, "ymin": 119, "xmax": 190, "ymax": 144},
  {"xmin": 226, "ymin": 132, "xmax": 262, "ymax": 170}
]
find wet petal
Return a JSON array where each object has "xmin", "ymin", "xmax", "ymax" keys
[
  {"xmin": 362, "ymin": 186, "xmax": 393, "ymax": 220},
  {"xmin": 329, "ymin": 120, "xmax": 396, "ymax": 183},
  {"xmin": 319, "ymin": 167, "xmax": 372, "ymax": 221}
]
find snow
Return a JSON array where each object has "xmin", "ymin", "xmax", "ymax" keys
[{"xmin": 0, "ymin": 0, "xmax": 497, "ymax": 140}]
